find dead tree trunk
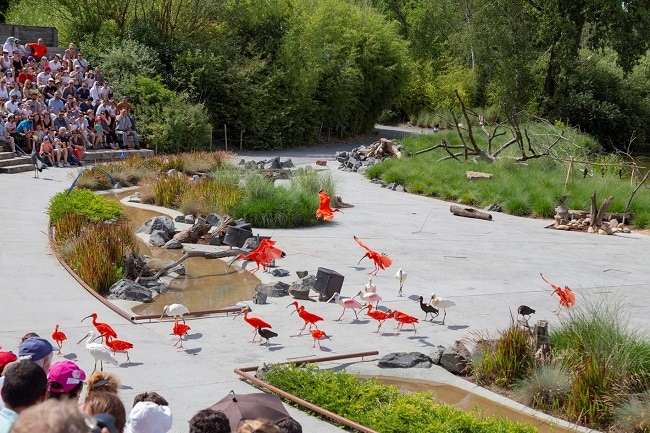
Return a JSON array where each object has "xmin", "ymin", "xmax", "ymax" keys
[
  {"xmin": 450, "ymin": 204, "xmax": 493, "ymax": 221},
  {"xmin": 589, "ymin": 191, "xmax": 614, "ymax": 231},
  {"xmin": 136, "ymin": 248, "xmax": 246, "ymax": 283}
]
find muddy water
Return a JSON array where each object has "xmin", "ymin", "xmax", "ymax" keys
[
  {"xmin": 104, "ymin": 191, "xmax": 258, "ymax": 316},
  {"xmin": 369, "ymin": 376, "xmax": 577, "ymax": 433}
]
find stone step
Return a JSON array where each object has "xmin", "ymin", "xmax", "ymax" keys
[
  {"xmin": 82, "ymin": 148, "xmax": 154, "ymax": 163},
  {"xmin": 0, "ymin": 163, "xmax": 35, "ymax": 174}
]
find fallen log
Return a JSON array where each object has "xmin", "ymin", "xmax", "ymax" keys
[
  {"xmin": 450, "ymin": 204, "xmax": 493, "ymax": 221},
  {"xmin": 137, "ymin": 248, "xmax": 246, "ymax": 283}
]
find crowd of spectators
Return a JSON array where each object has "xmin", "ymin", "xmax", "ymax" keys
[
  {"xmin": 0, "ymin": 335, "xmax": 303, "ymax": 433},
  {"xmin": 0, "ymin": 36, "xmax": 140, "ymax": 167}
]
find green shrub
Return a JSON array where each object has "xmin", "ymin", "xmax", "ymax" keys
[
  {"xmin": 47, "ymin": 189, "xmax": 122, "ymax": 225},
  {"xmin": 470, "ymin": 324, "xmax": 535, "ymax": 388},
  {"xmin": 516, "ymin": 363, "xmax": 571, "ymax": 411},
  {"xmin": 262, "ymin": 364, "xmax": 536, "ymax": 433}
]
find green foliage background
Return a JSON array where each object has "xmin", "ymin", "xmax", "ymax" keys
[{"xmin": 7, "ymin": 0, "xmax": 650, "ymax": 151}]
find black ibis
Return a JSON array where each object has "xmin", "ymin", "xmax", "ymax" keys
[{"xmin": 419, "ymin": 296, "xmax": 439, "ymax": 321}]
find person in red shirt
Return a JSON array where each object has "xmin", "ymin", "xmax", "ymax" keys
[{"xmin": 26, "ymin": 38, "xmax": 48, "ymax": 61}]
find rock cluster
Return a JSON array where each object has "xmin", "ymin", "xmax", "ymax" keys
[
  {"xmin": 554, "ymin": 217, "xmax": 631, "ymax": 234},
  {"xmin": 379, "ymin": 340, "xmax": 472, "ymax": 375},
  {"xmin": 335, "ymin": 139, "xmax": 405, "ymax": 174}
]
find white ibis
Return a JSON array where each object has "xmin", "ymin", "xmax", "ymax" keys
[
  {"xmin": 518, "ymin": 305, "xmax": 535, "ymax": 321},
  {"xmin": 364, "ymin": 278, "xmax": 377, "ymax": 293},
  {"xmin": 395, "ymin": 268, "xmax": 407, "ymax": 296},
  {"xmin": 77, "ymin": 331, "xmax": 119, "ymax": 372},
  {"xmin": 327, "ymin": 292, "xmax": 364, "ymax": 321},
  {"xmin": 418, "ymin": 296, "xmax": 439, "ymax": 321},
  {"xmin": 430, "ymin": 293, "xmax": 456, "ymax": 325},
  {"xmin": 160, "ymin": 304, "xmax": 190, "ymax": 323},
  {"xmin": 354, "ymin": 290, "xmax": 382, "ymax": 308}
]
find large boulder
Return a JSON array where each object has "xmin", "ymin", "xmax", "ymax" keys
[
  {"xmin": 288, "ymin": 282, "xmax": 311, "ymax": 300},
  {"xmin": 108, "ymin": 279, "xmax": 153, "ymax": 303},
  {"xmin": 149, "ymin": 230, "xmax": 170, "ymax": 246},
  {"xmin": 439, "ymin": 341, "xmax": 472, "ymax": 375},
  {"xmin": 255, "ymin": 281, "xmax": 290, "ymax": 298},
  {"xmin": 378, "ymin": 352, "xmax": 433, "ymax": 368},
  {"xmin": 136, "ymin": 216, "xmax": 176, "ymax": 237}
]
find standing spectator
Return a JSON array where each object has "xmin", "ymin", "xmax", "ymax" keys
[
  {"xmin": 85, "ymin": 371, "xmax": 121, "ymax": 400},
  {"xmin": 115, "ymin": 109, "xmax": 139, "ymax": 149},
  {"xmin": 236, "ymin": 420, "xmax": 281, "ymax": 433},
  {"xmin": 25, "ymin": 38, "xmax": 48, "ymax": 61},
  {"xmin": 73, "ymin": 52, "xmax": 88, "ymax": 74},
  {"xmin": 2, "ymin": 37, "xmax": 16, "ymax": 56},
  {"xmin": 0, "ymin": 361, "xmax": 47, "ymax": 433},
  {"xmin": 17, "ymin": 337, "xmax": 54, "ymax": 372},
  {"xmin": 46, "ymin": 360, "xmax": 86, "ymax": 400},
  {"xmin": 189, "ymin": 409, "xmax": 230, "ymax": 433},
  {"xmin": 276, "ymin": 418, "xmax": 302, "ymax": 433},
  {"xmin": 83, "ymin": 391, "xmax": 126, "ymax": 433},
  {"xmin": 0, "ymin": 51, "xmax": 10, "ymax": 71}
]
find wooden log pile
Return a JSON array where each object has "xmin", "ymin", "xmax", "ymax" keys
[
  {"xmin": 335, "ymin": 139, "xmax": 405, "ymax": 173},
  {"xmin": 356, "ymin": 138, "xmax": 403, "ymax": 159}
]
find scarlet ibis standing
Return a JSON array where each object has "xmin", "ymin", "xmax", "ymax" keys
[
  {"xmin": 353, "ymin": 290, "xmax": 382, "ymax": 308},
  {"xmin": 354, "ymin": 236, "xmax": 392, "ymax": 276},
  {"xmin": 311, "ymin": 329, "xmax": 330, "ymax": 350},
  {"xmin": 77, "ymin": 331, "xmax": 119, "ymax": 373},
  {"xmin": 430, "ymin": 293, "xmax": 456, "ymax": 325},
  {"xmin": 517, "ymin": 305, "xmax": 535, "ymax": 321},
  {"xmin": 228, "ymin": 238, "xmax": 286, "ymax": 273},
  {"xmin": 395, "ymin": 268, "xmax": 407, "ymax": 297},
  {"xmin": 419, "ymin": 296, "xmax": 439, "ymax": 321},
  {"xmin": 540, "ymin": 274, "xmax": 576, "ymax": 314},
  {"xmin": 362, "ymin": 305, "xmax": 392, "ymax": 333},
  {"xmin": 81, "ymin": 313, "xmax": 117, "ymax": 341},
  {"xmin": 51, "ymin": 324, "xmax": 67, "ymax": 355},
  {"xmin": 257, "ymin": 327, "xmax": 278, "ymax": 346},
  {"xmin": 287, "ymin": 301, "xmax": 324, "ymax": 335},
  {"xmin": 160, "ymin": 304, "xmax": 190, "ymax": 323},
  {"xmin": 172, "ymin": 318, "xmax": 191, "ymax": 348},
  {"xmin": 388, "ymin": 309, "xmax": 418, "ymax": 335},
  {"xmin": 316, "ymin": 190, "xmax": 341, "ymax": 221},
  {"xmin": 327, "ymin": 292, "xmax": 364, "ymax": 321},
  {"xmin": 235, "ymin": 307, "xmax": 272, "ymax": 342},
  {"xmin": 104, "ymin": 335, "xmax": 134, "ymax": 362}
]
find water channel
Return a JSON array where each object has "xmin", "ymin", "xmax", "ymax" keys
[{"xmin": 106, "ymin": 190, "xmax": 582, "ymax": 433}]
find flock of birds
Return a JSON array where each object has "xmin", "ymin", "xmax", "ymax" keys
[{"xmin": 52, "ymin": 190, "xmax": 578, "ymax": 369}]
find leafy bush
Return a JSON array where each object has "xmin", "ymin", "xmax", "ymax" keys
[
  {"xmin": 47, "ymin": 189, "xmax": 122, "ymax": 225},
  {"xmin": 262, "ymin": 364, "xmax": 536, "ymax": 433}
]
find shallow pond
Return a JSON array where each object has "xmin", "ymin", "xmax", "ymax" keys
[
  {"xmin": 104, "ymin": 190, "xmax": 258, "ymax": 317},
  {"xmin": 372, "ymin": 376, "xmax": 578, "ymax": 433}
]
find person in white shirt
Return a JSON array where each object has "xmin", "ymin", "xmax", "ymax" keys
[
  {"xmin": 89, "ymin": 80, "xmax": 101, "ymax": 104},
  {"xmin": 0, "ymin": 51, "xmax": 10, "ymax": 71},
  {"xmin": 48, "ymin": 54, "xmax": 62, "ymax": 74},
  {"xmin": 72, "ymin": 52, "xmax": 88, "ymax": 74},
  {"xmin": 36, "ymin": 66, "xmax": 52, "ymax": 89},
  {"xmin": 4, "ymin": 94, "xmax": 19, "ymax": 113},
  {"xmin": 2, "ymin": 37, "xmax": 16, "ymax": 56},
  {"xmin": 0, "ymin": 80, "xmax": 9, "ymax": 100}
]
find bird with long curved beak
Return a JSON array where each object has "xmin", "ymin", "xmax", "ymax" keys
[
  {"xmin": 354, "ymin": 236, "xmax": 392, "ymax": 276},
  {"xmin": 77, "ymin": 331, "xmax": 119, "ymax": 373},
  {"xmin": 311, "ymin": 329, "xmax": 331, "ymax": 350},
  {"xmin": 228, "ymin": 238, "xmax": 286, "ymax": 273},
  {"xmin": 160, "ymin": 304, "xmax": 190, "ymax": 323},
  {"xmin": 430, "ymin": 293, "xmax": 456, "ymax": 325},
  {"xmin": 327, "ymin": 292, "xmax": 364, "ymax": 321},
  {"xmin": 81, "ymin": 313, "xmax": 117, "ymax": 341},
  {"xmin": 234, "ymin": 306, "xmax": 272, "ymax": 342},
  {"xmin": 287, "ymin": 301, "xmax": 323, "ymax": 335},
  {"xmin": 395, "ymin": 268, "xmax": 407, "ymax": 297}
]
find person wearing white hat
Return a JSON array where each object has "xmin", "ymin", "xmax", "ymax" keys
[{"xmin": 124, "ymin": 401, "xmax": 172, "ymax": 433}]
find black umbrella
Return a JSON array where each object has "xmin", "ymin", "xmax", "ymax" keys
[{"xmin": 209, "ymin": 391, "xmax": 291, "ymax": 432}]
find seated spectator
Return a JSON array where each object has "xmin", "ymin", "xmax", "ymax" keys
[
  {"xmin": 8, "ymin": 399, "xmax": 89, "ymax": 433},
  {"xmin": 89, "ymin": 80, "xmax": 102, "ymax": 104},
  {"xmin": 57, "ymin": 69, "xmax": 70, "ymax": 86},
  {"xmin": 7, "ymin": 83, "xmax": 21, "ymax": 101},
  {"xmin": 73, "ymin": 52, "xmax": 88, "ymax": 74},
  {"xmin": 64, "ymin": 94, "xmax": 79, "ymax": 117},
  {"xmin": 77, "ymin": 81, "xmax": 90, "ymax": 101},
  {"xmin": 68, "ymin": 129, "xmax": 85, "ymax": 164},
  {"xmin": 53, "ymin": 111, "xmax": 68, "ymax": 129},
  {"xmin": 0, "ymin": 116, "xmax": 17, "ymax": 155},
  {"xmin": 62, "ymin": 80, "xmax": 76, "ymax": 100},
  {"xmin": 0, "ymin": 361, "xmax": 48, "ymax": 433},
  {"xmin": 116, "ymin": 96, "xmax": 131, "ymax": 114},
  {"xmin": 10, "ymin": 52, "xmax": 22, "ymax": 79},
  {"xmin": 15, "ymin": 114, "xmax": 34, "ymax": 152},
  {"xmin": 2, "ymin": 37, "xmax": 16, "ymax": 56},
  {"xmin": 64, "ymin": 43, "xmax": 77, "ymax": 70},
  {"xmin": 0, "ymin": 79, "xmax": 8, "ymax": 100},
  {"xmin": 83, "ymin": 391, "xmax": 126, "ymax": 433},
  {"xmin": 26, "ymin": 38, "xmax": 48, "ymax": 61},
  {"xmin": 236, "ymin": 419, "xmax": 281, "ymax": 433},
  {"xmin": 94, "ymin": 67, "xmax": 105, "ymax": 85},
  {"xmin": 115, "ymin": 109, "xmax": 139, "ymax": 149},
  {"xmin": 189, "ymin": 409, "xmax": 230, "ymax": 433},
  {"xmin": 46, "ymin": 360, "xmax": 86, "ymax": 400},
  {"xmin": 39, "ymin": 135, "xmax": 56, "ymax": 167},
  {"xmin": 48, "ymin": 92, "xmax": 65, "ymax": 115},
  {"xmin": 52, "ymin": 135, "xmax": 70, "ymax": 167},
  {"xmin": 36, "ymin": 66, "xmax": 52, "ymax": 89},
  {"xmin": 85, "ymin": 371, "xmax": 121, "ymax": 399},
  {"xmin": 16, "ymin": 66, "xmax": 34, "ymax": 85},
  {"xmin": 123, "ymin": 401, "xmax": 172, "ymax": 433},
  {"xmin": 5, "ymin": 114, "xmax": 17, "ymax": 144},
  {"xmin": 0, "ymin": 51, "xmax": 10, "ymax": 71},
  {"xmin": 97, "ymin": 111, "xmax": 118, "ymax": 149},
  {"xmin": 48, "ymin": 54, "xmax": 63, "ymax": 74},
  {"xmin": 14, "ymin": 39, "xmax": 26, "ymax": 63}
]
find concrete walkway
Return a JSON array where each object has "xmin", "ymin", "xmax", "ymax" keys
[{"xmin": 2, "ymin": 137, "xmax": 648, "ymax": 432}]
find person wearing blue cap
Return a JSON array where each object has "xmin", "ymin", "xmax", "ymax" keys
[{"xmin": 18, "ymin": 337, "xmax": 55, "ymax": 373}]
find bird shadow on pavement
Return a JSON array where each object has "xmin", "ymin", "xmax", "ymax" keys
[
  {"xmin": 265, "ymin": 345, "xmax": 284, "ymax": 352},
  {"xmin": 62, "ymin": 353, "xmax": 79, "ymax": 360},
  {"xmin": 183, "ymin": 347, "xmax": 202, "ymax": 355},
  {"xmin": 316, "ymin": 346, "xmax": 333, "ymax": 352},
  {"xmin": 185, "ymin": 332, "xmax": 203, "ymax": 340},
  {"xmin": 119, "ymin": 362, "xmax": 143, "ymax": 368},
  {"xmin": 407, "ymin": 336, "xmax": 437, "ymax": 347},
  {"xmin": 447, "ymin": 325, "xmax": 469, "ymax": 330}
]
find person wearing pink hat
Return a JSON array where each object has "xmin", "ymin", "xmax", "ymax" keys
[
  {"xmin": 46, "ymin": 360, "xmax": 86, "ymax": 400},
  {"xmin": 0, "ymin": 352, "xmax": 17, "ymax": 376}
]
